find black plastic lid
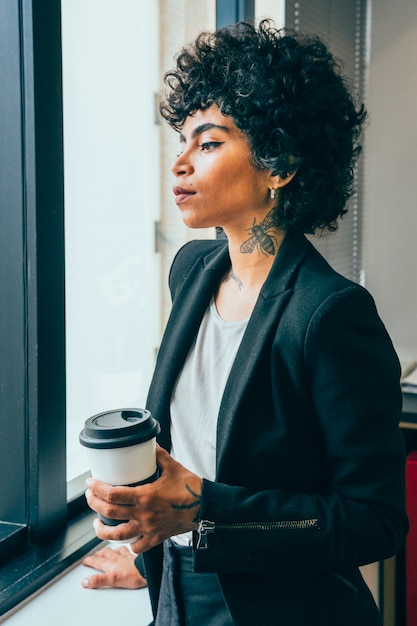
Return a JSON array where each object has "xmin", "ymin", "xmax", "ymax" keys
[{"xmin": 79, "ymin": 408, "xmax": 160, "ymax": 449}]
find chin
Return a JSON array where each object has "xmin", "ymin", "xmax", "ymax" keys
[{"xmin": 180, "ymin": 212, "xmax": 213, "ymax": 230}]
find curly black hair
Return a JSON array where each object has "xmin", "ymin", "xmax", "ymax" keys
[{"xmin": 160, "ymin": 20, "xmax": 367, "ymax": 234}]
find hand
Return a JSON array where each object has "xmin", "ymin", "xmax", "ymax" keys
[
  {"xmin": 85, "ymin": 445, "xmax": 202, "ymax": 554},
  {"xmin": 81, "ymin": 545, "xmax": 147, "ymax": 589}
]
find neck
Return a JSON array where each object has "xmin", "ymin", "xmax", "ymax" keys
[
  {"xmin": 223, "ymin": 220, "xmax": 286, "ymax": 289},
  {"xmin": 214, "ymin": 206, "xmax": 286, "ymax": 321},
  {"xmin": 214, "ymin": 225, "xmax": 285, "ymax": 321}
]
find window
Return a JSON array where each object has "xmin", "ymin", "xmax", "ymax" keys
[
  {"xmin": 285, "ymin": 0, "xmax": 368, "ymax": 283},
  {"xmin": 0, "ymin": 0, "xmax": 215, "ymax": 617},
  {"xmin": 0, "ymin": 0, "xmax": 27, "ymax": 554},
  {"xmin": 0, "ymin": 0, "xmax": 367, "ymax": 616},
  {"xmin": 0, "ymin": 0, "xmax": 85, "ymax": 615},
  {"xmin": 62, "ymin": 0, "xmax": 162, "ymax": 485},
  {"xmin": 62, "ymin": 0, "xmax": 216, "ymax": 486}
]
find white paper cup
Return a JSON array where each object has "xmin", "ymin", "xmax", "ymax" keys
[{"xmin": 79, "ymin": 408, "xmax": 160, "ymax": 527}]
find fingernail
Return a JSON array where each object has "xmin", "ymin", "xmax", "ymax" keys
[
  {"xmin": 86, "ymin": 478, "xmax": 93, "ymax": 488},
  {"xmin": 82, "ymin": 578, "xmax": 90, "ymax": 588}
]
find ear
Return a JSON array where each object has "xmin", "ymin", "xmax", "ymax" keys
[{"xmin": 271, "ymin": 169, "xmax": 298, "ymax": 190}]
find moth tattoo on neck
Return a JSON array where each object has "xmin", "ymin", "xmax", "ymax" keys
[{"xmin": 240, "ymin": 208, "xmax": 278, "ymax": 257}]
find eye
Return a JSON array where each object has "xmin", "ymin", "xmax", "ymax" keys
[{"xmin": 200, "ymin": 141, "xmax": 222, "ymax": 152}]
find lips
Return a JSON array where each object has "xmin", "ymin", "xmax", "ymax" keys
[{"xmin": 173, "ymin": 186, "xmax": 196, "ymax": 204}]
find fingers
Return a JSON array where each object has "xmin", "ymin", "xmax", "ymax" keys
[
  {"xmin": 81, "ymin": 568, "xmax": 146, "ymax": 590},
  {"xmin": 82, "ymin": 572, "xmax": 118, "ymax": 589},
  {"xmin": 155, "ymin": 444, "xmax": 173, "ymax": 468},
  {"xmin": 92, "ymin": 518, "xmax": 144, "ymax": 543},
  {"xmin": 86, "ymin": 478, "xmax": 139, "ymax": 506},
  {"xmin": 81, "ymin": 545, "xmax": 147, "ymax": 590},
  {"xmin": 129, "ymin": 534, "xmax": 157, "ymax": 554},
  {"xmin": 84, "ymin": 455, "xmax": 203, "ymax": 547},
  {"xmin": 83, "ymin": 545, "xmax": 131, "ymax": 569},
  {"xmin": 85, "ymin": 486, "xmax": 138, "ymax": 523},
  {"xmin": 90, "ymin": 520, "xmax": 163, "ymax": 554},
  {"xmin": 155, "ymin": 445, "xmax": 192, "ymax": 476}
]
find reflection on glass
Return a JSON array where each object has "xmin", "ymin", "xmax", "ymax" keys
[
  {"xmin": 62, "ymin": 0, "xmax": 216, "ymax": 484},
  {"xmin": 62, "ymin": 0, "xmax": 160, "ymax": 481}
]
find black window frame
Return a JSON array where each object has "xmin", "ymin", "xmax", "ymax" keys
[{"xmin": 0, "ymin": 0, "xmax": 99, "ymax": 617}]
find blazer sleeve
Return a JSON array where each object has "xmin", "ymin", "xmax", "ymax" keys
[{"xmin": 193, "ymin": 285, "xmax": 408, "ymax": 577}]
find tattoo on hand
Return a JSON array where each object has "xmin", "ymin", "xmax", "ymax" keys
[
  {"xmin": 240, "ymin": 208, "xmax": 278, "ymax": 257},
  {"xmin": 171, "ymin": 484, "xmax": 201, "ymax": 522}
]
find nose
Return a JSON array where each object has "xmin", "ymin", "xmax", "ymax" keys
[{"xmin": 171, "ymin": 149, "xmax": 193, "ymax": 177}]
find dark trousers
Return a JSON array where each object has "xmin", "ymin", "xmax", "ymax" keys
[{"xmin": 155, "ymin": 539, "xmax": 234, "ymax": 626}]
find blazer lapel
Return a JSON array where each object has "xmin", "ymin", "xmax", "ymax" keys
[
  {"xmin": 147, "ymin": 233, "xmax": 311, "ymax": 461},
  {"xmin": 216, "ymin": 233, "xmax": 310, "ymax": 477},
  {"xmin": 146, "ymin": 242, "xmax": 230, "ymax": 447}
]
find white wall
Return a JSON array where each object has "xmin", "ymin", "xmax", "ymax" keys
[
  {"xmin": 255, "ymin": 0, "xmax": 285, "ymax": 26},
  {"xmin": 364, "ymin": 0, "xmax": 417, "ymax": 362}
]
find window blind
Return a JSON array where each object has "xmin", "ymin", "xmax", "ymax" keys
[{"xmin": 285, "ymin": 0, "xmax": 367, "ymax": 283}]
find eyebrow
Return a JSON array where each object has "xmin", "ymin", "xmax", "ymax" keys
[{"xmin": 179, "ymin": 122, "xmax": 231, "ymax": 143}]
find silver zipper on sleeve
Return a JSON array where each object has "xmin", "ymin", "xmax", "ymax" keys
[
  {"xmin": 196, "ymin": 518, "xmax": 319, "ymax": 550},
  {"xmin": 196, "ymin": 520, "xmax": 216, "ymax": 549}
]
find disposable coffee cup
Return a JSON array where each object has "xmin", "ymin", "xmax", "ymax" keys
[{"xmin": 79, "ymin": 408, "xmax": 160, "ymax": 527}]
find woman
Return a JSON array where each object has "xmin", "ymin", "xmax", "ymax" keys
[{"xmin": 84, "ymin": 21, "xmax": 408, "ymax": 625}]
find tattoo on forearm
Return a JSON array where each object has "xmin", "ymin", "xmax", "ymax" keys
[
  {"xmin": 171, "ymin": 483, "xmax": 201, "ymax": 522},
  {"xmin": 240, "ymin": 208, "xmax": 278, "ymax": 256},
  {"xmin": 223, "ymin": 269, "xmax": 243, "ymax": 290}
]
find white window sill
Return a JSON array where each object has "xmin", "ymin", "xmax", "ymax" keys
[{"xmin": 1, "ymin": 545, "xmax": 153, "ymax": 626}]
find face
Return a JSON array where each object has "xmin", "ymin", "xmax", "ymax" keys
[{"xmin": 171, "ymin": 105, "xmax": 277, "ymax": 233}]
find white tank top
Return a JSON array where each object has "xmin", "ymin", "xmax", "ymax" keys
[{"xmin": 170, "ymin": 298, "xmax": 248, "ymax": 544}]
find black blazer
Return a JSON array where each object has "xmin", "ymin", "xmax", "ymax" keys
[{"xmin": 143, "ymin": 233, "xmax": 408, "ymax": 625}]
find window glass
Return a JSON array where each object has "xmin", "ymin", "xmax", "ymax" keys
[{"xmin": 62, "ymin": 0, "xmax": 216, "ymax": 484}]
